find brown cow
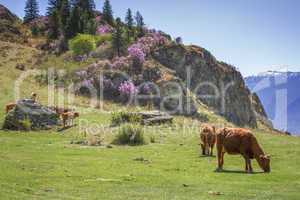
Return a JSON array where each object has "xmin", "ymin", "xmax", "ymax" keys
[
  {"xmin": 216, "ymin": 128, "xmax": 270, "ymax": 173},
  {"xmin": 52, "ymin": 106, "xmax": 73, "ymax": 115},
  {"xmin": 5, "ymin": 103, "xmax": 16, "ymax": 113},
  {"xmin": 61, "ymin": 112, "xmax": 79, "ymax": 128},
  {"xmin": 200, "ymin": 125, "xmax": 216, "ymax": 156}
]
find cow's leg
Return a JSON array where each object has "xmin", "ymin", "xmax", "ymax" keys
[
  {"xmin": 244, "ymin": 156, "xmax": 253, "ymax": 173},
  {"xmin": 243, "ymin": 156, "xmax": 249, "ymax": 172},
  {"xmin": 201, "ymin": 144, "xmax": 205, "ymax": 155},
  {"xmin": 210, "ymin": 144, "xmax": 214, "ymax": 156},
  {"xmin": 220, "ymin": 152, "xmax": 225, "ymax": 167},
  {"xmin": 216, "ymin": 143, "xmax": 224, "ymax": 171},
  {"xmin": 248, "ymin": 159, "xmax": 253, "ymax": 173}
]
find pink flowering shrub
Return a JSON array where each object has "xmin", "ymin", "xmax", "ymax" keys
[
  {"xmin": 128, "ymin": 31, "xmax": 168, "ymax": 59},
  {"xmin": 97, "ymin": 25, "xmax": 113, "ymax": 34},
  {"xmin": 118, "ymin": 80, "xmax": 137, "ymax": 96},
  {"xmin": 95, "ymin": 15, "xmax": 102, "ymax": 23},
  {"xmin": 139, "ymin": 83, "xmax": 151, "ymax": 94},
  {"xmin": 128, "ymin": 45, "xmax": 146, "ymax": 64},
  {"xmin": 75, "ymin": 70, "xmax": 88, "ymax": 78},
  {"xmin": 82, "ymin": 79, "xmax": 94, "ymax": 88},
  {"xmin": 111, "ymin": 56, "xmax": 130, "ymax": 70}
]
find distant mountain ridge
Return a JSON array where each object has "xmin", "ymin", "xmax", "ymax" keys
[{"xmin": 245, "ymin": 70, "xmax": 300, "ymax": 135}]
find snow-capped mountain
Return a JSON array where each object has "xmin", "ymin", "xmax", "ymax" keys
[{"xmin": 245, "ymin": 71, "xmax": 300, "ymax": 135}]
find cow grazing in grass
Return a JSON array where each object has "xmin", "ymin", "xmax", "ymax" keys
[
  {"xmin": 5, "ymin": 103, "xmax": 16, "ymax": 113},
  {"xmin": 61, "ymin": 112, "xmax": 79, "ymax": 128},
  {"xmin": 52, "ymin": 106, "xmax": 73, "ymax": 115},
  {"xmin": 200, "ymin": 125, "xmax": 216, "ymax": 156},
  {"xmin": 216, "ymin": 128, "xmax": 270, "ymax": 173}
]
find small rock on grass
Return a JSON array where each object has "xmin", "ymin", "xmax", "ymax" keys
[{"xmin": 208, "ymin": 191, "xmax": 222, "ymax": 195}]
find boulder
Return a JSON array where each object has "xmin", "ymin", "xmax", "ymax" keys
[
  {"xmin": 2, "ymin": 99, "xmax": 59, "ymax": 130},
  {"xmin": 130, "ymin": 111, "xmax": 173, "ymax": 125}
]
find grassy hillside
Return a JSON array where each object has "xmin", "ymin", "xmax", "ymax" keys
[{"xmin": 0, "ymin": 41, "xmax": 300, "ymax": 199}]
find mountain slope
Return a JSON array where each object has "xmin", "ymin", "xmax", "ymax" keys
[
  {"xmin": 245, "ymin": 71, "xmax": 300, "ymax": 135},
  {"xmin": 0, "ymin": 4, "xmax": 28, "ymax": 43},
  {"xmin": 153, "ymin": 44, "xmax": 262, "ymax": 127}
]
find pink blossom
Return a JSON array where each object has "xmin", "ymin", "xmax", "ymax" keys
[
  {"xmin": 82, "ymin": 79, "xmax": 93, "ymax": 88},
  {"xmin": 118, "ymin": 80, "xmax": 137, "ymax": 96},
  {"xmin": 111, "ymin": 56, "xmax": 130, "ymax": 70},
  {"xmin": 128, "ymin": 45, "xmax": 146, "ymax": 64},
  {"xmin": 96, "ymin": 16, "xmax": 102, "ymax": 23},
  {"xmin": 97, "ymin": 25, "xmax": 113, "ymax": 34},
  {"xmin": 76, "ymin": 70, "xmax": 88, "ymax": 78}
]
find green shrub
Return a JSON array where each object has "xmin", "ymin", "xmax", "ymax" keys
[
  {"xmin": 19, "ymin": 117, "xmax": 32, "ymax": 131},
  {"xmin": 111, "ymin": 112, "xmax": 142, "ymax": 126},
  {"xmin": 150, "ymin": 135, "xmax": 156, "ymax": 143},
  {"xmin": 94, "ymin": 34, "xmax": 112, "ymax": 46},
  {"xmin": 69, "ymin": 34, "xmax": 96, "ymax": 56},
  {"xmin": 113, "ymin": 124, "xmax": 145, "ymax": 146}
]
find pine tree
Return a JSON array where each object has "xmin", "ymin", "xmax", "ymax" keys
[
  {"xmin": 68, "ymin": 6, "xmax": 81, "ymax": 38},
  {"xmin": 135, "ymin": 11, "xmax": 145, "ymax": 37},
  {"xmin": 47, "ymin": 0, "xmax": 69, "ymax": 40},
  {"xmin": 102, "ymin": 0, "xmax": 114, "ymax": 26},
  {"xmin": 47, "ymin": 0, "xmax": 61, "ymax": 16},
  {"xmin": 48, "ymin": 9, "xmax": 60, "ymax": 39},
  {"xmin": 73, "ymin": 0, "xmax": 95, "ymax": 17},
  {"xmin": 59, "ymin": 0, "xmax": 71, "ymax": 38},
  {"xmin": 125, "ymin": 8, "xmax": 134, "ymax": 42},
  {"xmin": 24, "ymin": 0, "xmax": 39, "ymax": 23},
  {"xmin": 112, "ymin": 18, "xmax": 125, "ymax": 57}
]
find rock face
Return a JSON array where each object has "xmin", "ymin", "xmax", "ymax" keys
[
  {"xmin": 158, "ymin": 78, "xmax": 198, "ymax": 116},
  {"xmin": 0, "ymin": 4, "xmax": 26, "ymax": 43},
  {"xmin": 2, "ymin": 99, "xmax": 59, "ymax": 130},
  {"xmin": 153, "ymin": 44, "xmax": 257, "ymax": 127},
  {"xmin": 0, "ymin": 4, "xmax": 19, "ymax": 22},
  {"xmin": 250, "ymin": 93, "xmax": 273, "ymax": 128}
]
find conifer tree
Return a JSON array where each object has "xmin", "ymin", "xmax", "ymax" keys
[
  {"xmin": 24, "ymin": 0, "xmax": 39, "ymax": 23},
  {"xmin": 112, "ymin": 18, "xmax": 125, "ymax": 57},
  {"xmin": 72, "ymin": 0, "xmax": 95, "ymax": 17},
  {"xmin": 60, "ymin": 0, "xmax": 71, "ymax": 39},
  {"xmin": 135, "ymin": 11, "xmax": 145, "ymax": 37},
  {"xmin": 68, "ymin": 6, "xmax": 81, "ymax": 38},
  {"xmin": 48, "ymin": 9, "xmax": 60, "ymax": 39},
  {"xmin": 125, "ymin": 8, "xmax": 134, "ymax": 42},
  {"xmin": 47, "ymin": 0, "xmax": 61, "ymax": 16},
  {"xmin": 102, "ymin": 0, "xmax": 114, "ymax": 26}
]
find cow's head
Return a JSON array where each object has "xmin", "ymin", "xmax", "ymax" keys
[
  {"xmin": 259, "ymin": 155, "xmax": 271, "ymax": 173},
  {"xmin": 74, "ymin": 112, "xmax": 80, "ymax": 118}
]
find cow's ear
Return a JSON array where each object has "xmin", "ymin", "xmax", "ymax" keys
[
  {"xmin": 266, "ymin": 155, "xmax": 271, "ymax": 159},
  {"xmin": 260, "ymin": 155, "xmax": 264, "ymax": 159},
  {"xmin": 223, "ymin": 127, "xmax": 230, "ymax": 133}
]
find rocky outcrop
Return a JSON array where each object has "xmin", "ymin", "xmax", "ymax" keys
[
  {"xmin": 250, "ymin": 93, "xmax": 273, "ymax": 128},
  {"xmin": 0, "ymin": 4, "xmax": 19, "ymax": 22},
  {"xmin": 153, "ymin": 43, "xmax": 257, "ymax": 127},
  {"xmin": 2, "ymin": 99, "xmax": 59, "ymax": 130},
  {"xmin": 0, "ymin": 4, "xmax": 26, "ymax": 43}
]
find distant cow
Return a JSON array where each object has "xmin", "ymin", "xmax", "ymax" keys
[
  {"xmin": 216, "ymin": 128, "xmax": 270, "ymax": 173},
  {"xmin": 200, "ymin": 125, "xmax": 216, "ymax": 156},
  {"xmin": 61, "ymin": 112, "xmax": 79, "ymax": 128},
  {"xmin": 5, "ymin": 103, "xmax": 16, "ymax": 113}
]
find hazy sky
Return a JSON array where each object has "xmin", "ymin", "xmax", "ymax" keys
[{"xmin": 1, "ymin": 0, "xmax": 299, "ymax": 76}]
